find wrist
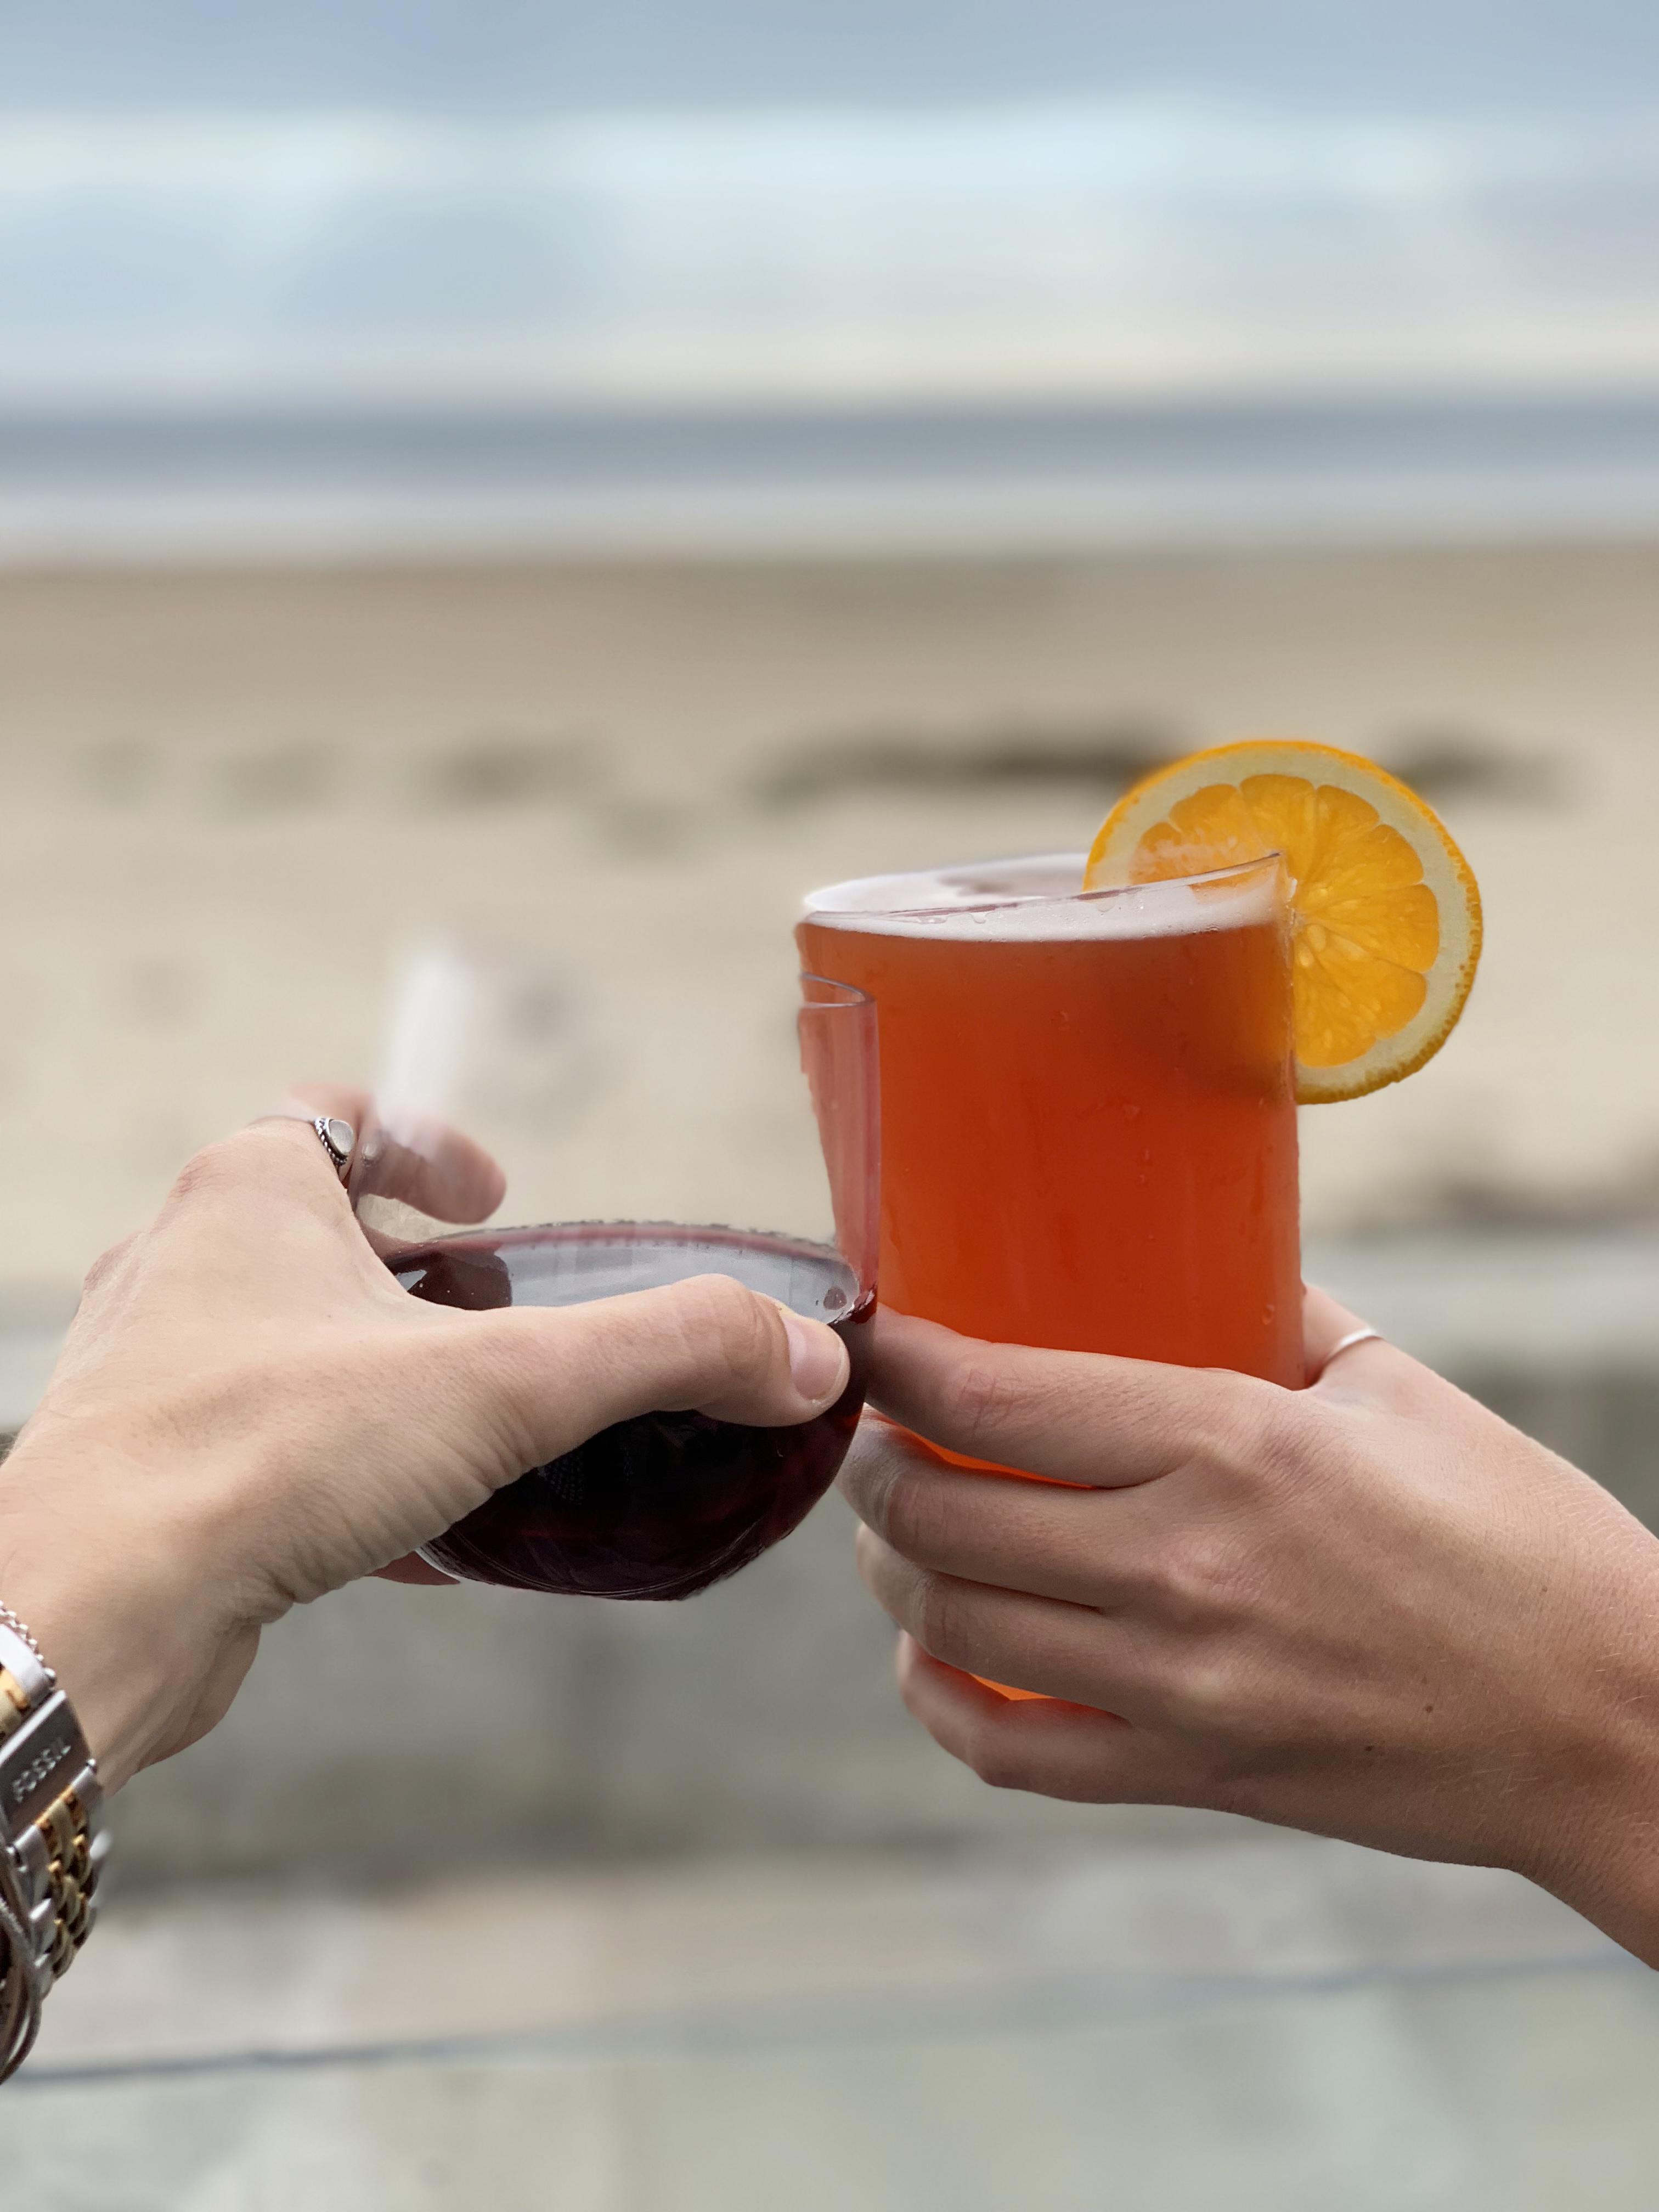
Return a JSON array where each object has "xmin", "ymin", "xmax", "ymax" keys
[
  {"xmin": 0, "ymin": 1603, "xmax": 110, "ymax": 2078},
  {"xmin": 0, "ymin": 1437, "xmax": 224, "ymax": 1793},
  {"xmin": 1513, "ymin": 1580, "xmax": 1659, "ymax": 1966},
  {"xmin": 1536, "ymin": 1739, "xmax": 1659, "ymax": 1967}
]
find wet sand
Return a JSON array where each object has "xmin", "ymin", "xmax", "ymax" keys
[{"xmin": 0, "ymin": 541, "xmax": 1656, "ymax": 1307}]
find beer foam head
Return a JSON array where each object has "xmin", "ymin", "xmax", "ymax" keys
[{"xmin": 803, "ymin": 853, "xmax": 1281, "ymax": 940}]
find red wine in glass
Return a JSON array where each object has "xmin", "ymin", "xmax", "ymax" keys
[{"xmin": 392, "ymin": 1222, "xmax": 872, "ymax": 1599}]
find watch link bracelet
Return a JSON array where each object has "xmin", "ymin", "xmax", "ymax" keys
[{"xmin": 0, "ymin": 1605, "xmax": 108, "ymax": 2082}]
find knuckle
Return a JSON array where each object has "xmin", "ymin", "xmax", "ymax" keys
[
  {"xmin": 80, "ymin": 1231, "xmax": 139, "ymax": 1301},
  {"xmin": 964, "ymin": 1719, "xmax": 1028, "ymax": 1794},
  {"xmin": 1151, "ymin": 1527, "xmax": 1261, "ymax": 1630},
  {"xmin": 1165, "ymin": 1650, "xmax": 1252, "ymax": 1741},
  {"xmin": 1199, "ymin": 1384, "xmax": 1308, "ymax": 1497},
  {"xmin": 911, "ymin": 1570, "xmax": 970, "ymax": 1668},
  {"xmin": 1248, "ymin": 1396, "xmax": 1319, "ymax": 1488},
  {"xmin": 838, "ymin": 1422, "xmax": 889, "ymax": 1513},
  {"xmin": 166, "ymin": 1132, "xmax": 261, "ymax": 1209},
  {"xmin": 949, "ymin": 1354, "xmax": 1022, "ymax": 1457},
  {"xmin": 164, "ymin": 1124, "xmax": 332, "ymax": 1224},
  {"xmin": 868, "ymin": 1454, "xmax": 946, "ymax": 1561}
]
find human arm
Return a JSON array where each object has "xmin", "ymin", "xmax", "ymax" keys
[{"xmin": 839, "ymin": 1294, "xmax": 1659, "ymax": 1964}]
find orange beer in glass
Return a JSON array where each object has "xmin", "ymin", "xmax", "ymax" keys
[{"xmin": 797, "ymin": 853, "xmax": 1301, "ymax": 1386}]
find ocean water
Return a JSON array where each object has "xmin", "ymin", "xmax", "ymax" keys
[{"xmin": 2, "ymin": 78, "xmax": 1659, "ymax": 550}]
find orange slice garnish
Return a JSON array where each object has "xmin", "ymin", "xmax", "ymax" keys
[{"xmin": 1084, "ymin": 739, "xmax": 1482, "ymax": 1103}]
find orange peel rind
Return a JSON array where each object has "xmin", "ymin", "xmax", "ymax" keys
[{"xmin": 1084, "ymin": 738, "xmax": 1482, "ymax": 1104}]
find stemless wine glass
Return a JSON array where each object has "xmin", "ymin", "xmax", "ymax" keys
[{"xmin": 349, "ymin": 947, "xmax": 877, "ymax": 1599}]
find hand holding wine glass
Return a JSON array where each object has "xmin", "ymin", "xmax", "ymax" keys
[
  {"xmin": 0, "ymin": 1104, "xmax": 849, "ymax": 1796},
  {"xmin": 345, "ymin": 945, "xmax": 879, "ymax": 1599}
]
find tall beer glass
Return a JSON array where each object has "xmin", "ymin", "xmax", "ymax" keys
[{"xmin": 797, "ymin": 853, "xmax": 1300, "ymax": 1386}]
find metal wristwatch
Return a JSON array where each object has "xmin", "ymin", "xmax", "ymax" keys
[{"xmin": 0, "ymin": 1609, "xmax": 108, "ymax": 2080}]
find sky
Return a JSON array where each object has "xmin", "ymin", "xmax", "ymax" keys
[
  {"xmin": 1, "ymin": 1, "xmax": 1656, "ymax": 113},
  {"xmin": 5, "ymin": 95, "xmax": 1658, "ymax": 415}
]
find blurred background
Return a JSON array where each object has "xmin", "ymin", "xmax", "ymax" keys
[{"xmin": 5, "ymin": 4, "xmax": 1659, "ymax": 2204}]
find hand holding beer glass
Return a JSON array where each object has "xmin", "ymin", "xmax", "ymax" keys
[
  {"xmin": 810, "ymin": 766, "xmax": 1659, "ymax": 1979},
  {"xmin": 806, "ymin": 742, "xmax": 1485, "ymax": 1698}
]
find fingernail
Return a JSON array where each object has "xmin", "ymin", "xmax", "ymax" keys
[{"xmin": 777, "ymin": 1305, "xmax": 850, "ymax": 1403}]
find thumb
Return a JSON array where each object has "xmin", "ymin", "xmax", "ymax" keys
[{"xmin": 427, "ymin": 1270, "xmax": 853, "ymax": 1480}]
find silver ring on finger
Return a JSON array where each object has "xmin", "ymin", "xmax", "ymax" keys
[
  {"xmin": 1316, "ymin": 1324, "xmax": 1383, "ymax": 1379},
  {"xmin": 312, "ymin": 1115, "xmax": 356, "ymax": 1184}
]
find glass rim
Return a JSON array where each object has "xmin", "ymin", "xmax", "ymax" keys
[
  {"xmin": 801, "ymin": 849, "xmax": 1284, "ymax": 921},
  {"xmin": 390, "ymin": 1218, "xmax": 856, "ymax": 1265}
]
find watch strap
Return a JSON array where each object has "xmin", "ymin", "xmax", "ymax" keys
[{"xmin": 0, "ymin": 1616, "xmax": 108, "ymax": 2080}]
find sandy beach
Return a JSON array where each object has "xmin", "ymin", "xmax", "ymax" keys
[
  {"xmin": 0, "ymin": 539, "xmax": 1656, "ymax": 1311},
  {"xmin": 6, "ymin": 550, "xmax": 1659, "ymax": 2200}
]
